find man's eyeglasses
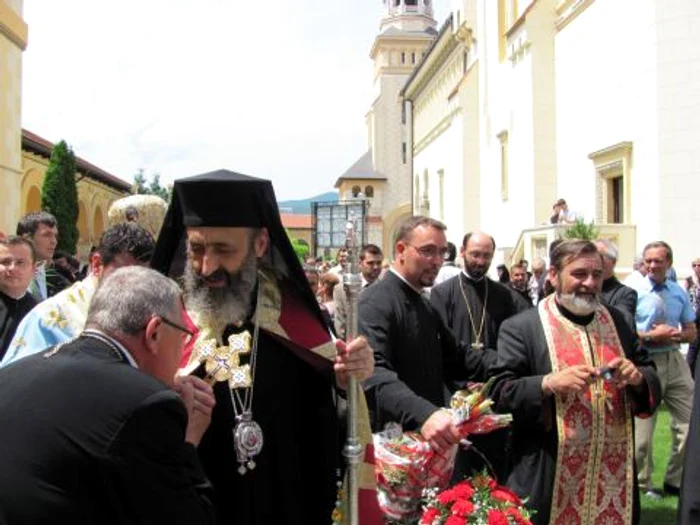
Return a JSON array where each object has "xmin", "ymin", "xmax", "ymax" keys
[
  {"xmin": 160, "ymin": 316, "xmax": 197, "ymax": 345},
  {"xmin": 692, "ymin": 263, "xmax": 700, "ymax": 268},
  {"xmin": 406, "ymin": 243, "xmax": 448, "ymax": 259}
]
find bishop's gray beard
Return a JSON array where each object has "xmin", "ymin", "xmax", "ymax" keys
[
  {"xmin": 182, "ymin": 252, "xmax": 259, "ymax": 333},
  {"xmin": 557, "ymin": 292, "xmax": 599, "ymax": 316}
]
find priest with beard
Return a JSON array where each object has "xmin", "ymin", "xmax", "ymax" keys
[
  {"xmin": 429, "ymin": 231, "xmax": 529, "ymax": 479},
  {"xmin": 150, "ymin": 170, "xmax": 376, "ymax": 525},
  {"xmin": 490, "ymin": 240, "xmax": 661, "ymax": 525}
]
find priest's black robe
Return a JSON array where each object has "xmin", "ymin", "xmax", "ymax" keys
[
  {"xmin": 195, "ymin": 324, "xmax": 338, "ymax": 525},
  {"xmin": 678, "ymin": 355, "xmax": 700, "ymax": 523},
  {"xmin": 430, "ymin": 274, "xmax": 530, "ymax": 358},
  {"xmin": 0, "ymin": 291, "xmax": 36, "ymax": 360},
  {"xmin": 430, "ymin": 274, "xmax": 530, "ymax": 480},
  {"xmin": 491, "ymin": 303, "xmax": 661, "ymax": 525},
  {"xmin": 359, "ymin": 271, "xmax": 496, "ymax": 432}
]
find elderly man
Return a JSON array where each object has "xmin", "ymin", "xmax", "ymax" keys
[
  {"xmin": 595, "ymin": 238, "xmax": 638, "ymax": 320},
  {"xmin": 151, "ymin": 170, "xmax": 375, "ymax": 525},
  {"xmin": 0, "ymin": 237, "xmax": 37, "ymax": 358},
  {"xmin": 491, "ymin": 240, "xmax": 660, "ymax": 525},
  {"xmin": 528, "ymin": 257, "xmax": 547, "ymax": 305},
  {"xmin": 630, "ymin": 241, "xmax": 696, "ymax": 498},
  {"xmin": 0, "ymin": 266, "xmax": 216, "ymax": 524},
  {"xmin": 333, "ymin": 243, "xmax": 383, "ymax": 340},
  {"xmin": 360, "ymin": 217, "xmax": 495, "ymax": 454},
  {"xmin": 2, "ymin": 222, "xmax": 155, "ymax": 366}
]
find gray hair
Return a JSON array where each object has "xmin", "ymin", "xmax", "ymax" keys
[
  {"xmin": 595, "ymin": 238, "xmax": 619, "ymax": 262},
  {"xmin": 86, "ymin": 266, "xmax": 182, "ymax": 336}
]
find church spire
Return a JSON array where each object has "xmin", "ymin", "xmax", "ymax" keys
[{"xmin": 380, "ymin": 0, "xmax": 436, "ymax": 34}]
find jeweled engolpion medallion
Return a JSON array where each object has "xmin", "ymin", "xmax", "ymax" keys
[{"xmin": 233, "ymin": 412, "xmax": 264, "ymax": 475}]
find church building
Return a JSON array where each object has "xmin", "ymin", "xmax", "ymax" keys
[{"xmin": 345, "ymin": 0, "xmax": 700, "ymax": 275}]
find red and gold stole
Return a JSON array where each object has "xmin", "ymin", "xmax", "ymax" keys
[{"xmin": 539, "ymin": 296, "xmax": 633, "ymax": 525}]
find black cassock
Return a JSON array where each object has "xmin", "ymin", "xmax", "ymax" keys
[
  {"xmin": 430, "ymin": 273, "xmax": 531, "ymax": 356},
  {"xmin": 0, "ymin": 290, "xmax": 36, "ymax": 359},
  {"xmin": 678, "ymin": 356, "xmax": 700, "ymax": 523},
  {"xmin": 491, "ymin": 304, "xmax": 660, "ymax": 525},
  {"xmin": 430, "ymin": 274, "xmax": 530, "ymax": 480},
  {"xmin": 359, "ymin": 271, "xmax": 495, "ymax": 432},
  {"xmin": 196, "ymin": 324, "xmax": 338, "ymax": 525}
]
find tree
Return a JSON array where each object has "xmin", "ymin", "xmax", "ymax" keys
[
  {"xmin": 41, "ymin": 140, "xmax": 79, "ymax": 254},
  {"xmin": 285, "ymin": 229, "xmax": 310, "ymax": 261},
  {"xmin": 132, "ymin": 169, "xmax": 171, "ymax": 202},
  {"xmin": 563, "ymin": 218, "xmax": 599, "ymax": 241}
]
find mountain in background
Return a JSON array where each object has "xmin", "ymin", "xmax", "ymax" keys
[{"xmin": 277, "ymin": 191, "xmax": 338, "ymax": 214}]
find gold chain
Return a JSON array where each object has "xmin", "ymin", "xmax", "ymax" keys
[{"xmin": 458, "ymin": 274, "xmax": 488, "ymax": 350}]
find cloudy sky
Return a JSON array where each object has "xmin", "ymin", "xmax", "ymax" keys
[{"xmin": 21, "ymin": 1, "xmax": 448, "ymax": 200}]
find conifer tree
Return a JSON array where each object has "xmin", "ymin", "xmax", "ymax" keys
[{"xmin": 41, "ymin": 140, "xmax": 79, "ymax": 254}]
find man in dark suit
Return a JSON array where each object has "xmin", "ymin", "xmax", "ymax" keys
[
  {"xmin": 0, "ymin": 266, "xmax": 216, "ymax": 524},
  {"xmin": 359, "ymin": 216, "xmax": 495, "ymax": 453}
]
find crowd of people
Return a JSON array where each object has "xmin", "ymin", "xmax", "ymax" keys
[{"xmin": 0, "ymin": 175, "xmax": 699, "ymax": 524}]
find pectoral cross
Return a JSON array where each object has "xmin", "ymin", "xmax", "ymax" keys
[
  {"xmin": 197, "ymin": 331, "xmax": 254, "ymax": 388},
  {"xmin": 471, "ymin": 342, "xmax": 484, "ymax": 351}
]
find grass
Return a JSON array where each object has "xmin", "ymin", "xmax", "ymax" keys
[{"xmin": 640, "ymin": 406, "xmax": 678, "ymax": 525}]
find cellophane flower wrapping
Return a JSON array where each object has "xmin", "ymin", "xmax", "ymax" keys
[
  {"xmin": 373, "ymin": 380, "xmax": 513, "ymax": 523},
  {"xmin": 420, "ymin": 471, "xmax": 533, "ymax": 525}
]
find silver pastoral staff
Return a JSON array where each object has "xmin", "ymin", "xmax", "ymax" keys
[{"xmin": 342, "ymin": 214, "xmax": 363, "ymax": 525}]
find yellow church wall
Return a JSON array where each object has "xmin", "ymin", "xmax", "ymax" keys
[
  {"xmin": 20, "ymin": 150, "xmax": 127, "ymax": 258},
  {"xmin": 0, "ymin": 0, "xmax": 26, "ymax": 237}
]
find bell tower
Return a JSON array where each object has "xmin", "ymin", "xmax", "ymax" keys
[{"xmin": 368, "ymin": 0, "xmax": 437, "ymax": 250}]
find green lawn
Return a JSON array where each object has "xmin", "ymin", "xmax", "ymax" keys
[{"xmin": 640, "ymin": 406, "xmax": 678, "ymax": 525}]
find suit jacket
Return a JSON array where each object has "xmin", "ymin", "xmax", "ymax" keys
[{"xmin": 0, "ymin": 335, "xmax": 215, "ymax": 525}]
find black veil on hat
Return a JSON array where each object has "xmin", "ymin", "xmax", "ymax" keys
[{"xmin": 151, "ymin": 169, "xmax": 324, "ymax": 327}]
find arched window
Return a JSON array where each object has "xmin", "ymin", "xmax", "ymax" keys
[
  {"xmin": 352, "ymin": 185, "xmax": 361, "ymax": 198},
  {"xmin": 364, "ymin": 186, "xmax": 374, "ymax": 198}
]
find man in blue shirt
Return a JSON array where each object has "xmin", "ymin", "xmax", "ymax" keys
[{"xmin": 631, "ymin": 241, "xmax": 696, "ymax": 498}]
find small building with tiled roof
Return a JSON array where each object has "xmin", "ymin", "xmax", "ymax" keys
[
  {"xmin": 21, "ymin": 129, "xmax": 132, "ymax": 257},
  {"xmin": 280, "ymin": 213, "xmax": 313, "ymax": 247}
]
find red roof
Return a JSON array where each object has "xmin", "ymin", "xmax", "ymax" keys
[
  {"xmin": 280, "ymin": 213, "xmax": 312, "ymax": 229},
  {"xmin": 22, "ymin": 129, "xmax": 132, "ymax": 193}
]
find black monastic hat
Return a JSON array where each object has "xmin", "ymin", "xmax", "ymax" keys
[{"xmin": 151, "ymin": 169, "xmax": 324, "ymax": 326}]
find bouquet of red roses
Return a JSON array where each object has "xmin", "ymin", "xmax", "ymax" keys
[
  {"xmin": 420, "ymin": 471, "xmax": 533, "ymax": 525},
  {"xmin": 373, "ymin": 379, "xmax": 513, "ymax": 522}
]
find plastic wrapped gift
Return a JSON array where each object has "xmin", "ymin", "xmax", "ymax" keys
[
  {"xmin": 107, "ymin": 194, "xmax": 168, "ymax": 239},
  {"xmin": 372, "ymin": 379, "xmax": 513, "ymax": 523}
]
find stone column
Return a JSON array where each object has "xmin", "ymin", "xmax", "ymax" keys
[{"xmin": 0, "ymin": 0, "xmax": 27, "ymax": 235}]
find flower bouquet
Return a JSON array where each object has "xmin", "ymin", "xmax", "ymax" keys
[
  {"xmin": 373, "ymin": 378, "xmax": 513, "ymax": 523},
  {"xmin": 420, "ymin": 472, "xmax": 532, "ymax": 525}
]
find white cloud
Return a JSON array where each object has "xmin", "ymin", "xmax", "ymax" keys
[{"xmin": 21, "ymin": 0, "xmax": 448, "ymax": 200}]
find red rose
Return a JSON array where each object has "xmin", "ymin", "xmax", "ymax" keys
[
  {"xmin": 437, "ymin": 489, "xmax": 457, "ymax": 505},
  {"xmin": 491, "ymin": 488, "xmax": 523, "ymax": 506},
  {"xmin": 452, "ymin": 482, "xmax": 475, "ymax": 500},
  {"xmin": 421, "ymin": 507, "xmax": 439, "ymax": 524},
  {"xmin": 504, "ymin": 507, "xmax": 527, "ymax": 524},
  {"xmin": 488, "ymin": 509, "xmax": 509, "ymax": 525},
  {"xmin": 445, "ymin": 515, "xmax": 466, "ymax": 525},
  {"xmin": 451, "ymin": 499, "xmax": 475, "ymax": 517},
  {"xmin": 487, "ymin": 477, "xmax": 498, "ymax": 490}
]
